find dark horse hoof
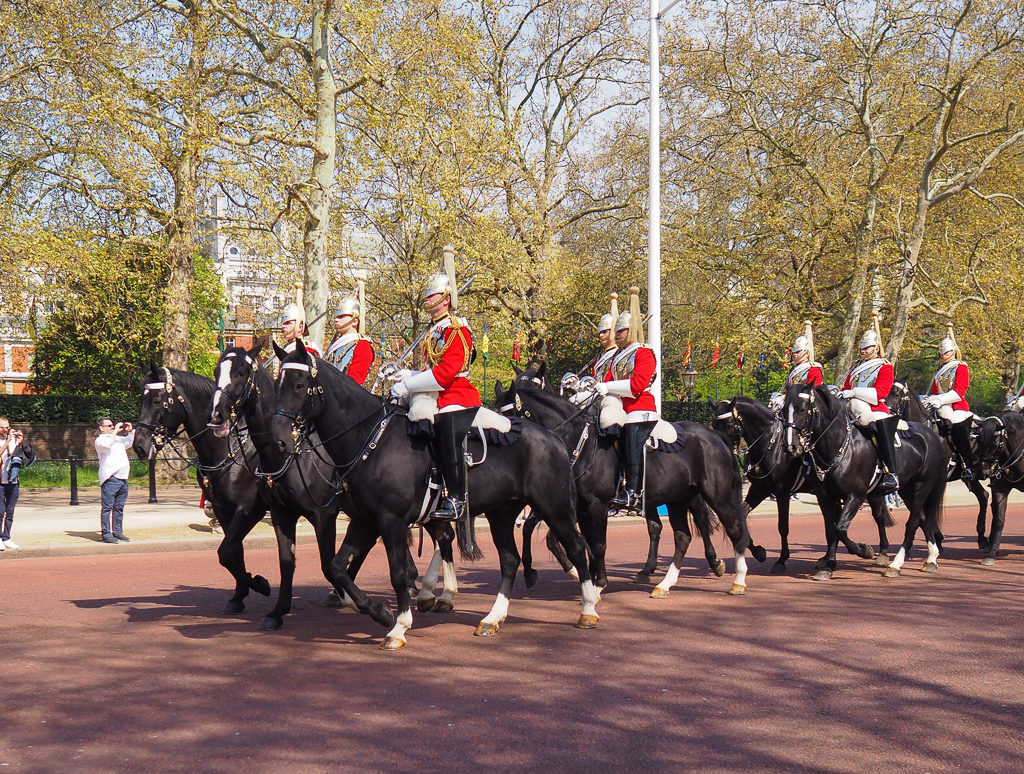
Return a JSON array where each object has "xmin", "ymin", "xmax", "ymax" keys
[
  {"xmin": 751, "ymin": 544, "xmax": 767, "ymax": 563},
  {"xmin": 371, "ymin": 601, "xmax": 396, "ymax": 629},
  {"xmin": 633, "ymin": 571, "xmax": 652, "ymax": 584},
  {"xmin": 223, "ymin": 600, "xmax": 245, "ymax": 615},
  {"xmin": 977, "ymin": 537, "xmax": 989, "ymax": 551},
  {"xmin": 857, "ymin": 543, "xmax": 875, "ymax": 560},
  {"xmin": 711, "ymin": 559, "xmax": 726, "ymax": 577},
  {"xmin": 524, "ymin": 569, "xmax": 538, "ymax": 589},
  {"xmin": 770, "ymin": 560, "xmax": 787, "ymax": 575},
  {"xmin": 874, "ymin": 553, "xmax": 890, "ymax": 567},
  {"xmin": 262, "ymin": 615, "xmax": 284, "ymax": 631},
  {"xmin": 251, "ymin": 575, "xmax": 272, "ymax": 597}
]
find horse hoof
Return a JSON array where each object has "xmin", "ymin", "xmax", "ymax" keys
[
  {"xmin": 432, "ymin": 599, "xmax": 454, "ymax": 613},
  {"xmin": 649, "ymin": 587, "xmax": 670, "ymax": 599},
  {"xmin": 920, "ymin": 562, "xmax": 938, "ymax": 573},
  {"xmin": 751, "ymin": 544, "xmax": 767, "ymax": 563},
  {"xmin": 262, "ymin": 616, "xmax": 284, "ymax": 631},
  {"xmin": 323, "ymin": 590, "xmax": 344, "ymax": 608},
  {"xmin": 575, "ymin": 614, "xmax": 599, "ymax": 629},
  {"xmin": 712, "ymin": 559, "xmax": 726, "ymax": 577},
  {"xmin": 633, "ymin": 572, "xmax": 651, "ymax": 584},
  {"xmin": 977, "ymin": 538, "xmax": 988, "ymax": 551},
  {"xmin": 874, "ymin": 553, "xmax": 890, "ymax": 567},
  {"xmin": 727, "ymin": 583, "xmax": 747, "ymax": 596},
  {"xmin": 980, "ymin": 557, "xmax": 996, "ymax": 567},
  {"xmin": 223, "ymin": 601, "xmax": 245, "ymax": 615},
  {"xmin": 882, "ymin": 566, "xmax": 901, "ymax": 578},
  {"xmin": 859, "ymin": 544, "xmax": 875, "ymax": 560},
  {"xmin": 474, "ymin": 621, "xmax": 500, "ymax": 637},
  {"xmin": 251, "ymin": 575, "xmax": 271, "ymax": 597},
  {"xmin": 416, "ymin": 597, "xmax": 435, "ymax": 613},
  {"xmin": 372, "ymin": 603, "xmax": 396, "ymax": 629},
  {"xmin": 769, "ymin": 560, "xmax": 786, "ymax": 575},
  {"xmin": 379, "ymin": 636, "xmax": 406, "ymax": 650},
  {"xmin": 524, "ymin": 569, "xmax": 538, "ymax": 589},
  {"xmin": 812, "ymin": 570, "xmax": 833, "ymax": 581}
]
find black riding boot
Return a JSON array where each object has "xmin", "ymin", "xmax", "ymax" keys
[
  {"xmin": 428, "ymin": 408, "xmax": 478, "ymax": 522},
  {"xmin": 620, "ymin": 421, "xmax": 656, "ymax": 513},
  {"xmin": 950, "ymin": 419, "xmax": 975, "ymax": 481},
  {"xmin": 872, "ymin": 416, "xmax": 900, "ymax": 494}
]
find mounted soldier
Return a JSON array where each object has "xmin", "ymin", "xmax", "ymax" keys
[
  {"xmin": 922, "ymin": 322, "xmax": 975, "ymax": 480},
  {"xmin": 840, "ymin": 313, "xmax": 899, "ymax": 494},
  {"xmin": 769, "ymin": 320, "xmax": 824, "ymax": 413},
  {"xmin": 280, "ymin": 280, "xmax": 319, "ymax": 358},
  {"xmin": 323, "ymin": 270, "xmax": 375, "ymax": 385},
  {"xmin": 390, "ymin": 245, "xmax": 480, "ymax": 522},
  {"xmin": 592, "ymin": 287, "xmax": 658, "ymax": 513},
  {"xmin": 1007, "ymin": 381, "xmax": 1024, "ymax": 412}
]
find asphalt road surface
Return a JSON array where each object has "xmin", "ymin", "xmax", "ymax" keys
[{"xmin": 2, "ymin": 502, "xmax": 1022, "ymax": 773}]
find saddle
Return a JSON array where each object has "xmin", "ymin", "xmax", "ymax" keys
[
  {"xmin": 597, "ymin": 396, "xmax": 685, "ymax": 452},
  {"xmin": 402, "ymin": 393, "xmax": 523, "ymax": 446}
]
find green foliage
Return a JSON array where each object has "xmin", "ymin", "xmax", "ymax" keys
[
  {"xmin": 0, "ymin": 394, "xmax": 139, "ymax": 424},
  {"xmin": 19, "ymin": 458, "xmax": 152, "ymax": 488},
  {"xmin": 30, "ymin": 242, "xmax": 223, "ymax": 395}
]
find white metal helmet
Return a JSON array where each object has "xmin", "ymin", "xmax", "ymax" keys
[
  {"xmin": 280, "ymin": 302, "xmax": 303, "ymax": 326},
  {"xmin": 859, "ymin": 329, "xmax": 879, "ymax": 348},
  {"xmin": 793, "ymin": 335, "xmax": 809, "ymax": 353},
  {"xmin": 421, "ymin": 271, "xmax": 451, "ymax": 305},
  {"xmin": 939, "ymin": 337, "xmax": 956, "ymax": 355},
  {"xmin": 598, "ymin": 313, "xmax": 614, "ymax": 332},
  {"xmin": 615, "ymin": 311, "xmax": 631, "ymax": 332},
  {"xmin": 334, "ymin": 296, "xmax": 360, "ymax": 319}
]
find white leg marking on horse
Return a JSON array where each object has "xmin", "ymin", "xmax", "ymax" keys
[
  {"xmin": 481, "ymin": 592, "xmax": 510, "ymax": 625},
  {"xmin": 733, "ymin": 550, "xmax": 748, "ymax": 588},
  {"xmin": 655, "ymin": 562, "xmax": 681, "ymax": 593},
  {"xmin": 442, "ymin": 559, "xmax": 459, "ymax": 596},
  {"xmin": 580, "ymin": 579, "xmax": 599, "ymax": 619},
  {"xmin": 385, "ymin": 607, "xmax": 413, "ymax": 644},
  {"xmin": 890, "ymin": 547, "xmax": 907, "ymax": 569},
  {"xmin": 926, "ymin": 541, "xmax": 939, "ymax": 565},
  {"xmin": 339, "ymin": 591, "xmax": 359, "ymax": 610},
  {"xmin": 417, "ymin": 549, "xmax": 442, "ymax": 601},
  {"xmin": 568, "ymin": 566, "xmax": 581, "ymax": 582}
]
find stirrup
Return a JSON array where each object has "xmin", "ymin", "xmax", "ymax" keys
[
  {"xmin": 961, "ymin": 466, "xmax": 975, "ymax": 482},
  {"xmin": 879, "ymin": 472, "xmax": 899, "ymax": 494},
  {"xmin": 429, "ymin": 497, "xmax": 465, "ymax": 522}
]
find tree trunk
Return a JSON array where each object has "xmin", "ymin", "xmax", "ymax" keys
[
  {"xmin": 887, "ymin": 192, "xmax": 929, "ymax": 367},
  {"xmin": 301, "ymin": 2, "xmax": 338, "ymax": 351}
]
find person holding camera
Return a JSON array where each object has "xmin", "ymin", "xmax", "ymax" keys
[
  {"xmin": 95, "ymin": 417, "xmax": 135, "ymax": 544},
  {"xmin": 0, "ymin": 417, "xmax": 35, "ymax": 550}
]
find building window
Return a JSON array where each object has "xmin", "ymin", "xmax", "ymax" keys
[
  {"xmin": 229, "ymin": 246, "xmax": 239, "ymax": 255},
  {"xmin": 223, "ymin": 336, "xmax": 235, "ymax": 349}
]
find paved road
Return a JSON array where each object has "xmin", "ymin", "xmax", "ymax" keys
[{"xmin": 1, "ymin": 497, "xmax": 1021, "ymax": 773}]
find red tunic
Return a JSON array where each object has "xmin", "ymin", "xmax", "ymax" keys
[
  {"xmin": 928, "ymin": 362, "xmax": 970, "ymax": 412},
  {"xmin": 806, "ymin": 365, "xmax": 824, "ymax": 387},
  {"xmin": 605, "ymin": 345, "xmax": 657, "ymax": 413},
  {"xmin": 842, "ymin": 359, "xmax": 893, "ymax": 414},
  {"xmin": 345, "ymin": 339, "xmax": 375, "ymax": 385},
  {"xmin": 424, "ymin": 315, "xmax": 481, "ymax": 409}
]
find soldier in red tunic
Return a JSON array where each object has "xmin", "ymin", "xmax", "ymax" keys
[
  {"xmin": 922, "ymin": 325, "xmax": 974, "ymax": 480},
  {"xmin": 593, "ymin": 287, "xmax": 658, "ymax": 513},
  {"xmin": 769, "ymin": 320, "xmax": 824, "ymax": 413},
  {"xmin": 391, "ymin": 248, "xmax": 480, "ymax": 522},
  {"xmin": 840, "ymin": 315, "xmax": 898, "ymax": 493},
  {"xmin": 323, "ymin": 294, "xmax": 375, "ymax": 385}
]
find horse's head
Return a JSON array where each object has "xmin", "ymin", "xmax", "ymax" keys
[
  {"xmin": 974, "ymin": 413, "xmax": 1020, "ymax": 480},
  {"xmin": 513, "ymin": 357, "xmax": 550, "ymax": 390},
  {"xmin": 781, "ymin": 383, "xmax": 833, "ymax": 455},
  {"xmin": 712, "ymin": 397, "xmax": 743, "ymax": 449},
  {"xmin": 885, "ymin": 380, "xmax": 910, "ymax": 418},
  {"xmin": 209, "ymin": 343, "xmax": 264, "ymax": 437},
  {"xmin": 271, "ymin": 340, "xmax": 324, "ymax": 455},
  {"xmin": 497, "ymin": 374, "xmax": 576, "ymax": 427},
  {"xmin": 134, "ymin": 361, "xmax": 188, "ymax": 457}
]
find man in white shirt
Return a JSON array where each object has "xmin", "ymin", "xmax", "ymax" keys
[{"xmin": 95, "ymin": 417, "xmax": 135, "ymax": 544}]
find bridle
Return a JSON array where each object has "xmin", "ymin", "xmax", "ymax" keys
[
  {"xmin": 979, "ymin": 416, "xmax": 1024, "ymax": 483},
  {"xmin": 783, "ymin": 390, "xmax": 853, "ymax": 481}
]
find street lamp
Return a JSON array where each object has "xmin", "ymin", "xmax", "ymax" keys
[
  {"xmin": 681, "ymin": 363, "xmax": 698, "ymax": 402},
  {"xmin": 649, "ymin": 0, "xmax": 683, "ymax": 411}
]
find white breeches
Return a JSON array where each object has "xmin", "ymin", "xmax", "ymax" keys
[
  {"xmin": 936, "ymin": 405, "xmax": 973, "ymax": 424},
  {"xmin": 848, "ymin": 398, "xmax": 889, "ymax": 426}
]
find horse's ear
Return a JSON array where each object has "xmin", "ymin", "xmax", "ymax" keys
[
  {"xmin": 536, "ymin": 360, "xmax": 547, "ymax": 378},
  {"xmin": 249, "ymin": 339, "xmax": 264, "ymax": 359},
  {"xmin": 147, "ymin": 358, "xmax": 158, "ymax": 377},
  {"xmin": 511, "ymin": 361, "xmax": 523, "ymax": 376},
  {"xmin": 494, "ymin": 381, "xmax": 505, "ymax": 400},
  {"xmin": 272, "ymin": 341, "xmax": 288, "ymax": 362}
]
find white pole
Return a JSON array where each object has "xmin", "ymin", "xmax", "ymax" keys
[{"xmin": 648, "ymin": 0, "xmax": 663, "ymax": 409}]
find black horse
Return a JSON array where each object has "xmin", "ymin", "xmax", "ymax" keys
[
  {"xmin": 886, "ymin": 380, "xmax": 990, "ymax": 549},
  {"xmin": 271, "ymin": 341, "xmax": 600, "ymax": 649},
  {"xmin": 133, "ymin": 365, "xmax": 273, "ymax": 614},
  {"xmin": 502, "ymin": 378, "xmax": 728, "ymax": 587},
  {"xmin": 713, "ymin": 395, "xmax": 895, "ymax": 573},
  {"xmin": 974, "ymin": 411, "xmax": 1024, "ymax": 566},
  {"xmin": 496, "ymin": 377, "xmax": 759, "ymax": 598},
  {"xmin": 782, "ymin": 384, "xmax": 948, "ymax": 579}
]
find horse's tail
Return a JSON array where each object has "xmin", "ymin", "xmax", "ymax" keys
[{"xmin": 457, "ymin": 513, "xmax": 484, "ymax": 562}]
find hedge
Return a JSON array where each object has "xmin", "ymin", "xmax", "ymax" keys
[{"xmin": 0, "ymin": 394, "xmax": 141, "ymax": 424}]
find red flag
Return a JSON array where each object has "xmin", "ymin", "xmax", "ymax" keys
[
  {"xmin": 683, "ymin": 339, "xmax": 691, "ymax": 366},
  {"xmin": 711, "ymin": 345, "xmax": 720, "ymax": 368},
  {"xmin": 512, "ymin": 341, "xmax": 521, "ymax": 362},
  {"xmin": 737, "ymin": 351, "xmax": 744, "ymax": 369}
]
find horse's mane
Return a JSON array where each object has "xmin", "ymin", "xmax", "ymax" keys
[
  {"xmin": 513, "ymin": 378, "xmax": 575, "ymax": 418},
  {"xmin": 279, "ymin": 344, "xmax": 384, "ymax": 409},
  {"xmin": 164, "ymin": 367, "xmax": 215, "ymax": 397}
]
